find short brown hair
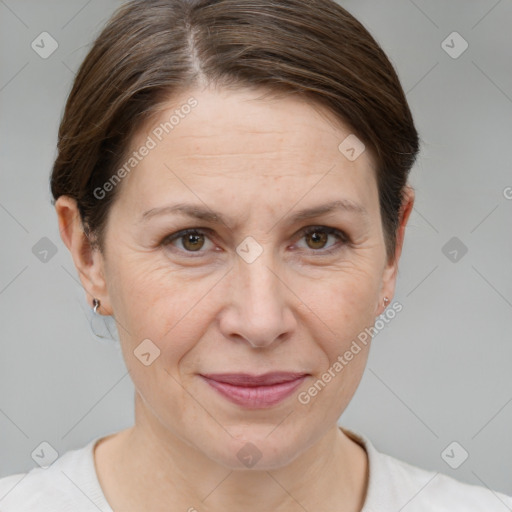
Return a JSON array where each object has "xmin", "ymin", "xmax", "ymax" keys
[{"xmin": 50, "ymin": 0, "xmax": 420, "ymax": 262}]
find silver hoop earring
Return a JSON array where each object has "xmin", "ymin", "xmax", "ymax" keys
[{"xmin": 88, "ymin": 297, "xmax": 119, "ymax": 343}]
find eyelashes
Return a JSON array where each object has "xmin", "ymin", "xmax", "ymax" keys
[
  {"xmin": 294, "ymin": 225, "xmax": 349, "ymax": 254},
  {"xmin": 161, "ymin": 225, "xmax": 350, "ymax": 258}
]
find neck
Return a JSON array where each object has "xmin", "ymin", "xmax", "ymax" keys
[{"xmin": 94, "ymin": 393, "xmax": 368, "ymax": 512}]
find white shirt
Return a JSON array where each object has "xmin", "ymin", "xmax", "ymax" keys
[{"xmin": 1, "ymin": 427, "xmax": 511, "ymax": 511}]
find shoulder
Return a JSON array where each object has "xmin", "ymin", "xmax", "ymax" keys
[
  {"xmin": 0, "ymin": 437, "xmax": 108, "ymax": 512},
  {"xmin": 0, "ymin": 464, "xmax": 75, "ymax": 511},
  {"xmin": 341, "ymin": 427, "xmax": 512, "ymax": 512},
  {"xmin": 371, "ymin": 446, "xmax": 512, "ymax": 511}
]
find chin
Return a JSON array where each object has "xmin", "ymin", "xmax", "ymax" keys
[{"xmin": 198, "ymin": 424, "xmax": 311, "ymax": 471}]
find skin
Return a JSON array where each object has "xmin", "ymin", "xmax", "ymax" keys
[{"xmin": 56, "ymin": 85, "xmax": 414, "ymax": 512}]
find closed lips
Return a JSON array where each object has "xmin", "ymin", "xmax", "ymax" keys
[{"xmin": 200, "ymin": 372, "xmax": 308, "ymax": 387}]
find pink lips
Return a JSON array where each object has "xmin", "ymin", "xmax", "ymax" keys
[{"xmin": 200, "ymin": 372, "xmax": 309, "ymax": 409}]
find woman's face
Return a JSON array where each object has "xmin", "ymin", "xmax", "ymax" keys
[{"xmin": 77, "ymin": 86, "xmax": 408, "ymax": 469}]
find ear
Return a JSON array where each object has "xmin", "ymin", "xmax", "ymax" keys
[
  {"xmin": 375, "ymin": 185, "xmax": 415, "ymax": 317},
  {"xmin": 55, "ymin": 196, "xmax": 113, "ymax": 316}
]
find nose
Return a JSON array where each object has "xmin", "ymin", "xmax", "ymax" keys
[{"xmin": 218, "ymin": 250, "xmax": 297, "ymax": 348}]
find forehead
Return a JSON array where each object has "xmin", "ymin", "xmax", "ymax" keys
[{"xmin": 114, "ymin": 86, "xmax": 378, "ymax": 217}]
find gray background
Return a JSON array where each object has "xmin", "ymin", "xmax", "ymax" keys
[{"xmin": 1, "ymin": 0, "xmax": 511, "ymax": 499}]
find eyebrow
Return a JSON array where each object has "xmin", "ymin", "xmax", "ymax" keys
[
  {"xmin": 140, "ymin": 199, "xmax": 368, "ymax": 226},
  {"xmin": 140, "ymin": 199, "xmax": 368, "ymax": 229}
]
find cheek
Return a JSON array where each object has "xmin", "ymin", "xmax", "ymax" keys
[
  {"xmin": 109, "ymin": 256, "xmax": 218, "ymax": 363},
  {"xmin": 296, "ymin": 277, "xmax": 374, "ymax": 419},
  {"xmin": 297, "ymin": 264, "xmax": 381, "ymax": 341},
  {"xmin": 292, "ymin": 263, "xmax": 379, "ymax": 409}
]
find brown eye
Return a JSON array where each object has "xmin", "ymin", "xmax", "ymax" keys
[
  {"xmin": 296, "ymin": 226, "xmax": 348, "ymax": 254},
  {"xmin": 182, "ymin": 232, "xmax": 205, "ymax": 251},
  {"xmin": 305, "ymin": 229, "xmax": 329, "ymax": 250},
  {"xmin": 162, "ymin": 228, "xmax": 213, "ymax": 255}
]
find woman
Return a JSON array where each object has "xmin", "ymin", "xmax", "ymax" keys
[{"xmin": 1, "ymin": 0, "xmax": 510, "ymax": 510}]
